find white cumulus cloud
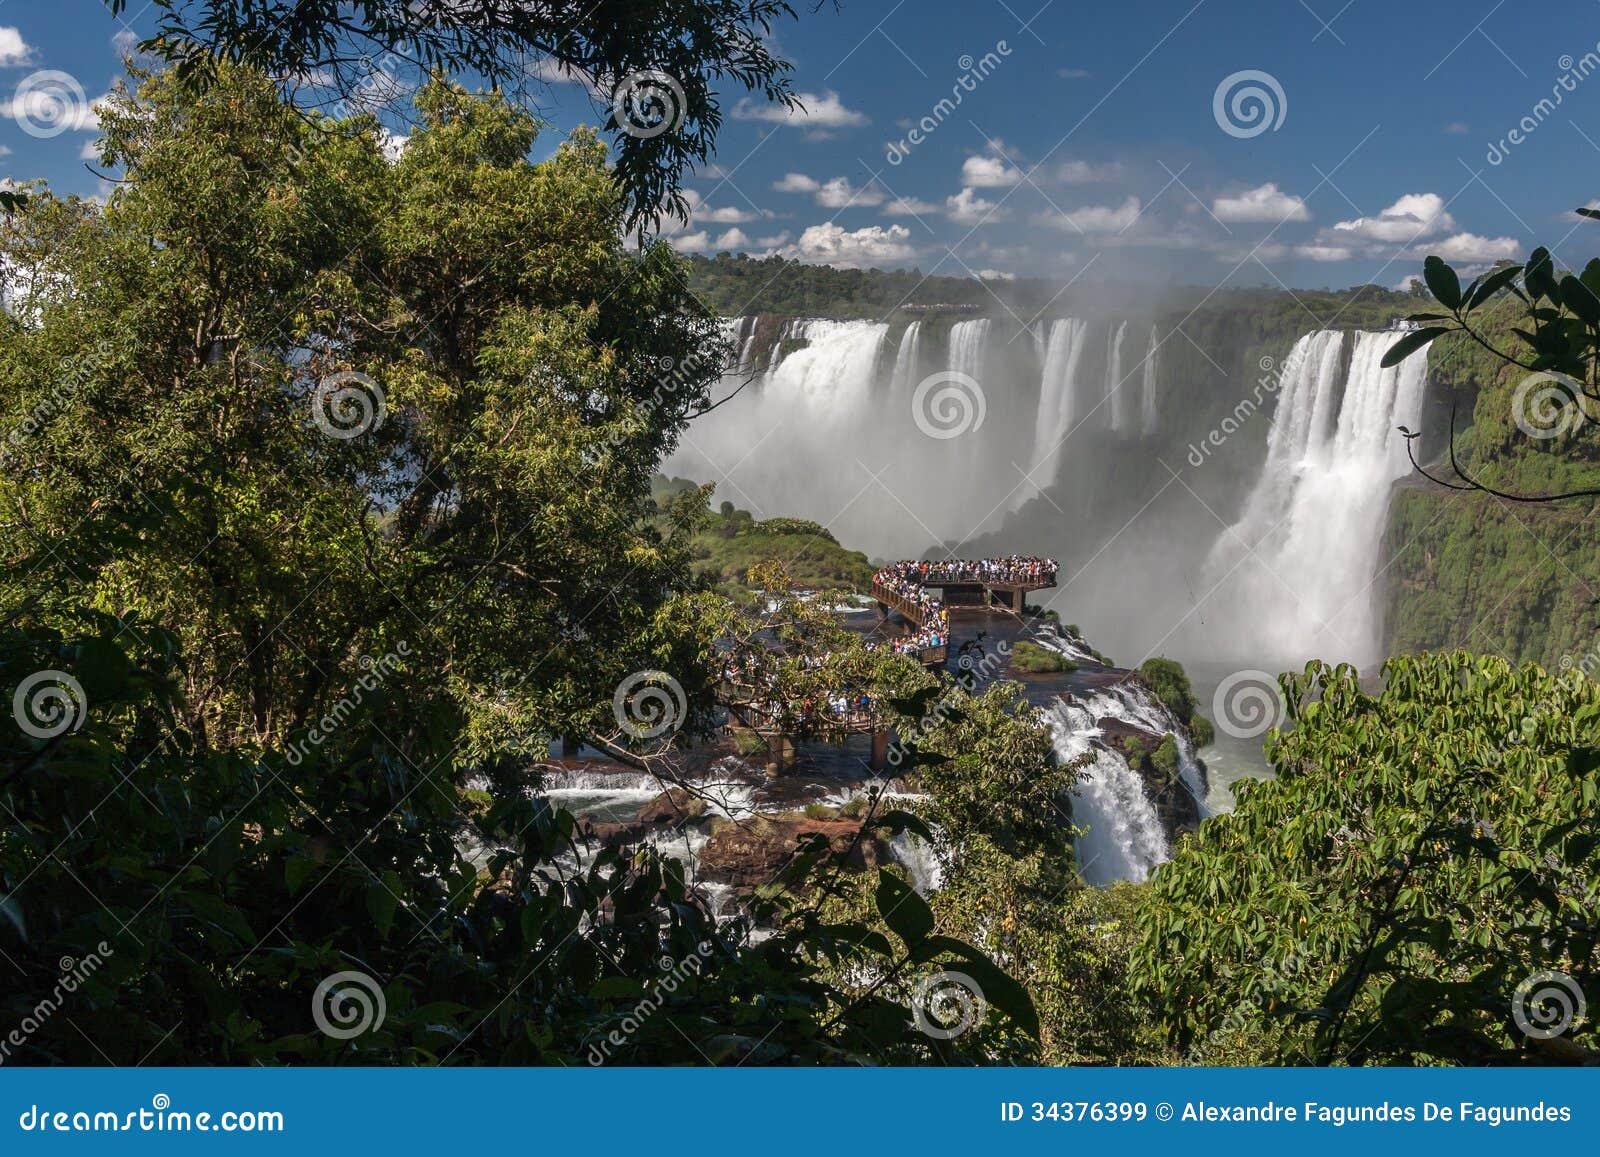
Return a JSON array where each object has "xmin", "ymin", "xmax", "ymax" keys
[
  {"xmin": 0, "ymin": 28, "xmax": 35, "ymax": 67},
  {"xmin": 961, "ymin": 154, "xmax": 1022, "ymax": 187},
  {"xmin": 733, "ymin": 90, "xmax": 867, "ymax": 129},
  {"xmin": 1333, "ymin": 192, "xmax": 1455, "ymax": 243},
  {"xmin": 1046, "ymin": 196, "xmax": 1143, "ymax": 234},
  {"xmin": 772, "ymin": 171, "xmax": 820, "ymax": 193},
  {"xmin": 782, "ymin": 223, "xmax": 915, "ymax": 268},
  {"xmin": 1212, "ymin": 182, "xmax": 1310, "ymax": 224},
  {"xmin": 815, "ymin": 175, "xmax": 884, "ymax": 208},
  {"xmin": 1427, "ymin": 231, "xmax": 1521, "ymax": 263},
  {"xmin": 946, "ymin": 186, "xmax": 1006, "ymax": 225},
  {"xmin": 1295, "ymin": 244, "xmax": 1352, "ymax": 262}
]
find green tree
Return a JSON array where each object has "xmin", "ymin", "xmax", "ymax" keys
[
  {"xmin": 105, "ymin": 0, "xmax": 811, "ymax": 226},
  {"xmin": 1132, "ymin": 653, "xmax": 1600, "ymax": 1065},
  {"xmin": 0, "ymin": 65, "xmax": 1034, "ymax": 1065}
]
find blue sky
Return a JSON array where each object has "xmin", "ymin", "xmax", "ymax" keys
[{"xmin": 5, "ymin": 1, "xmax": 1600, "ymax": 289}]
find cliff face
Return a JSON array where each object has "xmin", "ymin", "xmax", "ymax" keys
[
  {"xmin": 1382, "ymin": 486, "xmax": 1600, "ymax": 669},
  {"xmin": 1379, "ymin": 320, "xmax": 1600, "ymax": 670}
]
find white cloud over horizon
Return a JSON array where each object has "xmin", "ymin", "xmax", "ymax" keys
[{"xmin": 1212, "ymin": 182, "xmax": 1310, "ymax": 224}]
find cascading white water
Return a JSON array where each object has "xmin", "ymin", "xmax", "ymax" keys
[
  {"xmin": 1105, "ymin": 320, "xmax": 1131, "ymax": 432},
  {"xmin": 887, "ymin": 320, "xmax": 922, "ymax": 408},
  {"xmin": 1197, "ymin": 329, "xmax": 1428, "ymax": 667},
  {"xmin": 1014, "ymin": 317, "xmax": 1089, "ymax": 509},
  {"xmin": 1049, "ymin": 700, "xmax": 1170, "ymax": 885},
  {"xmin": 664, "ymin": 316, "xmax": 1025, "ymax": 555},
  {"xmin": 1141, "ymin": 324, "xmax": 1160, "ymax": 435},
  {"xmin": 948, "ymin": 318, "xmax": 990, "ymax": 379}
]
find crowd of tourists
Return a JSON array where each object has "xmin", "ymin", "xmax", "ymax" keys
[
  {"xmin": 870, "ymin": 556, "xmax": 1057, "ymax": 650},
  {"xmin": 874, "ymin": 556, "xmax": 1058, "ymax": 590}
]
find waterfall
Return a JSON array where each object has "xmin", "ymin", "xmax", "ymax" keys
[
  {"xmin": 887, "ymin": 320, "xmax": 922, "ymax": 407},
  {"xmin": 663, "ymin": 316, "xmax": 1017, "ymax": 556},
  {"xmin": 1197, "ymin": 329, "xmax": 1428, "ymax": 667},
  {"xmin": 1049, "ymin": 701, "xmax": 1170, "ymax": 885},
  {"xmin": 890, "ymin": 831, "xmax": 948, "ymax": 895},
  {"xmin": 1105, "ymin": 320, "xmax": 1130, "ymax": 432},
  {"xmin": 1141, "ymin": 324, "xmax": 1160, "ymax": 434},
  {"xmin": 948, "ymin": 318, "xmax": 990, "ymax": 380},
  {"xmin": 1014, "ymin": 317, "xmax": 1089, "ymax": 509}
]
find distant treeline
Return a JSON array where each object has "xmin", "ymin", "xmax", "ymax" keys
[{"xmin": 681, "ymin": 251, "xmax": 1420, "ymax": 323}]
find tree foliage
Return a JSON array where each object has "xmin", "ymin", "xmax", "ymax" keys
[
  {"xmin": 0, "ymin": 65, "xmax": 1038, "ymax": 1065},
  {"xmin": 1133, "ymin": 653, "xmax": 1600, "ymax": 1065},
  {"xmin": 105, "ymin": 0, "xmax": 808, "ymax": 228}
]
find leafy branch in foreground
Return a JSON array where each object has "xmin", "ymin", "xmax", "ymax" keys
[
  {"xmin": 105, "ymin": 0, "xmax": 813, "ymax": 228},
  {"xmin": 1386, "ymin": 243, "xmax": 1600, "ymax": 501}
]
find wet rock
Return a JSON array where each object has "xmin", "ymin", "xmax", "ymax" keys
[{"xmin": 697, "ymin": 816, "xmax": 884, "ymax": 892}]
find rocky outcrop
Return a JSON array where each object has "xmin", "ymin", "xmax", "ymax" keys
[{"xmin": 697, "ymin": 816, "xmax": 886, "ymax": 893}]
